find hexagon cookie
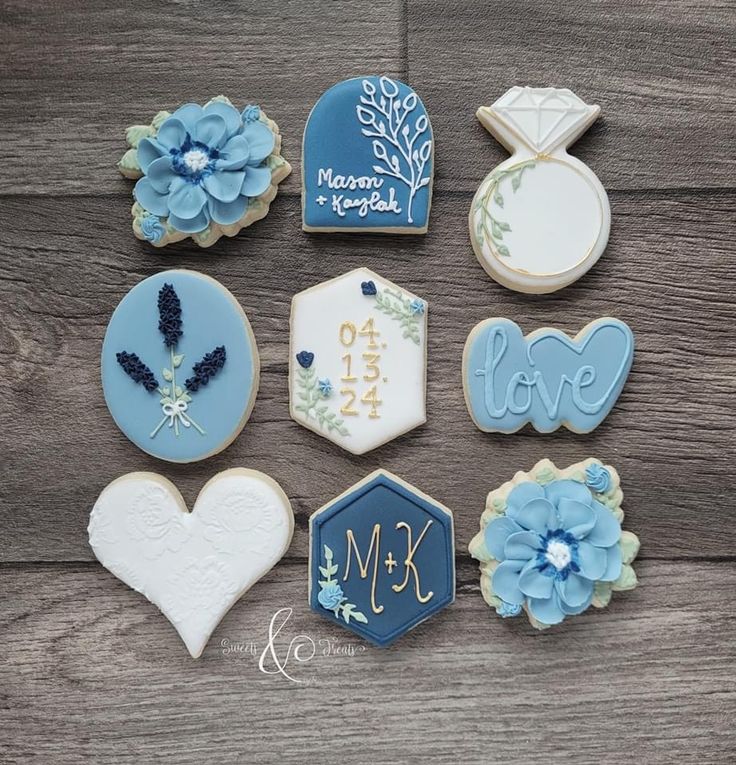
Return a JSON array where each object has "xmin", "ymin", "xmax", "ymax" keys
[
  {"xmin": 289, "ymin": 268, "xmax": 427, "ymax": 455},
  {"xmin": 309, "ymin": 470, "xmax": 455, "ymax": 647}
]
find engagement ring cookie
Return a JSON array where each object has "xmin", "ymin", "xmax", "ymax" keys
[
  {"xmin": 102, "ymin": 270, "xmax": 259, "ymax": 462},
  {"xmin": 89, "ymin": 469, "xmax": 294, "ymax": 657},
  {"xmin": 463, "ymin": 318, "xmax": 633, "ymax": 433},
  {"xmin": 302, "ymin": 76, "xmax": 434, "ymax": 233},
  {"xmin": 118, "ymin": 96, "xmax": 291, "ymax": 247},
  {"xmin": 469, "ymin": 459, "xmax": 639, "ymax": 628},
  {"xmin": 309, "ymin": 470, "xmax": 455, "ymax": 647},
  {"xmin": 289, "ymin": 268, "xmax": 427, "ymax": 454},
  {"xmin": 469, "ymin": 87, "xmax": 610, "ymax": 293}
]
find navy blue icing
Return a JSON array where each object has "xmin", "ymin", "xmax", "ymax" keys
[{"xmin": 310, "ymin": 471, "xmax": 455, "ymax": 647}]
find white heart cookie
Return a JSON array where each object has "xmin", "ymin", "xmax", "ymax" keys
[{"xmin": 88, "ymin": 468, "xmax": 293, "ymax": 658}]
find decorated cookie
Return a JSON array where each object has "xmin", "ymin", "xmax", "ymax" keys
[
  {"xmin": 89, "ymin": 469, "xmax": 293, "ymax": 657},
  {"xmin": 469, "ymin": 86, "xmax": 610, "ymax": 293},
  {"xmin": 302, "ymin": 76, "xmax": 434, "ymax": 233},
  {"xmin": 463, "ymin": 317, "xmax": 633, "ymax": 433},
  {"xmin": 118, "ymin": 96, "xmax": 291, "ymax": 247},
  {"xmin": 102, "ymin": 270, "xmax": 259, "ymax": 462},
  {"xmin": 289, "ymin": 268, "xmax": 427, "ymax": 455},
  {"xmin": 309, "ymin": 470, "xmax": 455, "ymax": 647},
  {"xmin": 469, "ymin": 459, "xmax": 640, "ymax": 628}
]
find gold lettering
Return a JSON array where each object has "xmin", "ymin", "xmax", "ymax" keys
[
  {"xmin": 392, "ymin": 520, "xmax": 434, "ymax": 603},
  {"xmin": 344, "ymin": 524, "xmax": 384, "ymax": 614}
]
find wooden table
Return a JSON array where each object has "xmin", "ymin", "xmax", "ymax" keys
[{"xmin": 2, "ymin": 1, "xmax": 734, "ymax": 762}]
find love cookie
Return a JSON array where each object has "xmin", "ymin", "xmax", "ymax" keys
[
  {"xmin": 309, "ymin": 470, "xmax": 455, "ymax": 647},
  {"xmin": 469, "ymin": 86, "xmax": 610, "ymax": 293},
  {"xmin": 469, "ymin": 459, "xmax": 640, "ymax": 628},
  {"xmin": 462, "ymin": 318, "xmax": 633, "ymax": 433},
  {"xmin": 118, "ymin": 96, "xmax": 291, "ymax": 247},
  {"xmin": 88, "ymin": 469, "xmax": 294, "ymax": 657},
  {"xmin": 102, "ymin": 270, "xmax": 259, "ymax": 462},
  {"xmin": 289, "ymin": 268, "xmax": 427, "ymax": 454},
  {"xmin": 302, "ymin": 76, "xmax": 434, "ymax": 233}
]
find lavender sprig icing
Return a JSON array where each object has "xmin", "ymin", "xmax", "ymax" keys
[
  {"xmin": 185, "ymin": 346, "xmax": 227, "ymax": 392},
  {"xmin": 158, "ymin": 283, "xmax": 182, "ymax": 347},
  {"xmin": 116, "ymin": 351, "xmax": 159, "ymax": 392}
]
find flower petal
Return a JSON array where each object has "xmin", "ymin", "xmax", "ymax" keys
[
  {"xmin": 586, "ymin": 501, "xmax": 622, "ymax": 547},
  {"xmin": 203, "ymin": 101, "xmax": 242, "ymax": 137},
  {"xmin": 544, "ymin": 479, "xmax": 592, "ymax": 507},
  {"xmin": 600, "ymin": 543, "xmax": 623, "ymax": 582},
  {"xmin": 484, "ymin": 516, "xmax": 523, "ymax": 561},
  {"xmin": 146, "ymin": 156, "xmax": 177, "ymax": 194},
  {"xmin": 167, "ymin": 178, "xmax": 207, "ymax": 219},
  {"xmin": 241, "ymin": 120, "xmax": 275, "ymax": 162},
  {"xmin": 207, "ymin": 194, "xmax": 248, "ymax": 225},
  {"xmin": 241, "ymin": 165, "xmax": 272, "ymax": 197},
  {"xmin": 168, "ymin": 208, "xmax": 209, "ymax": 233},
  {"xmin": 216, "ymin": 135, "xmax": 251, "ymax": 170},
  {"xmin": 506, "ymin": 482, "xmax": 545, "ymax": 516},
  {"xmin": 156, "ymin": 117, "xmax": 188, "ymax": 150},
  {"xmin": 576, "ymin": 540, "xmax": 607, "ymax": 580},
  {"xmin": 504, "ymin": 530, "xmax": 541, "ymax": 561},
  {"xmin": 528, "ymin": 591, "xmax": 565, "ymax": 625},
  {"xmin": 137, "ymin": 137, "xmax": 167, "ymax": 174},
  {"xmin": 556, "ymin": 572, "xmax": 594, "ymax": 607},
  {"xmin": 491, "ymin": 559, "xmax": 526, "ymax": 606},
  {"xmin": 559, "ymin": 590, "xmax": 593, "ymax": 615},
  {"xmin": 133, "ymin": 176, "xmax": 169, "ymax": 216},
  {"xmin": 510, "ymin": 497, "xmax": 555, "ymax": 533},
  {"xmin": 171, "ymin": 103, "xmax": 204, "ymax": 132},
  {"xmin": 518, "ymin": 561, "xmax": 554, "ymax": 599},
  {"xmin": 193, "ymin": 113, "xmax": 228, "ymax": 149},
  {"xmin": 203, "ymin": 170, "xmax": 246, "ymax": 203},
  {"xmin": 557, "ymin": 498, "xmax": 595, "ymax": 538}
]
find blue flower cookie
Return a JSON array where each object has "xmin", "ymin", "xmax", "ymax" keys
[
  {"xmin": 469, "ymin": 458, "xmax": 640, "ymax": 628},
  {"xmin": 118, "ymin": 96, "xmax": 291, "ymax": 247},
  {"xmin": 102, "ymin": 270, "xmax": 259, "ymax": 463}
]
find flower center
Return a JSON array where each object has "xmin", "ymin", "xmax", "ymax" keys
[
  {"xmin": 545, "ymin": 540, "xmax": 572, "ymax": 570},
  {"xmin": 183, "ymin": 149, "xmax": 210, "ymax": 173}
]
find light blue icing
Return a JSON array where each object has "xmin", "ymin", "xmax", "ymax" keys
[
  {"xmin": 464, "ymin": 318, "xmax": 634, "ymax": 433},
  {"xmin": 585, "ymin": 464, "xmax": 611, "ymax": 493},
  {"xmin": 303, "ymin": 76, "xmax": 433, "ymax": 231},
  {"xmin": 140, "ymin": 214, "xmax": 166, "ymax": 243},
  {"xmin": 102, "ymin": 270, "xmax": 258, "ymax": 462}
]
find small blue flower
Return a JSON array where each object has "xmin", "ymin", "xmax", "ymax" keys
[
  {"xmin": 409, "ymin": 298, "xmax": 425, "ymax": 315},
  {"xmin": 140, "ymin": 214, "xmax": 166, "ymax": 244},
  {"xmin": 318, "ymin": 378, "xmax": 333, "ymax": 397},
  {"xmin": 318, "ymin": 583, "xmax": 344, "ymax": 610},
  {"xmin": 241, "ymin": 104, "xmax": 261, "ymax": 124},
  {"xmin": 496, "ymin": 600, "xmax": 522, "ymax": 618},
  {"xmin": 296, "ymin": 350, "xmax": 314, "ymax": 369},
  {"xmin": 585, "ymin": 464, "xmax": 611, "ymax": 494},
  {"xmin": 361, "ymin": 280, "xmax": 377, "ymax": 296}
]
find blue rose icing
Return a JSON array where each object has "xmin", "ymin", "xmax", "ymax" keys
[
  {"xmin": 585, "ymin": 464, "xmax": 611, "ymax": 493},
  {"xmin": 140, "ymin": 214, "xmax": 166, "ymax": 244},
  {"xmin": 317, "ymin": 582, "xmax": 345, "ymax": 610}
]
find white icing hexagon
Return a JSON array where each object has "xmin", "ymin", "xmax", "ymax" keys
[{"xmin": 289, "ymin": 268, "xmax": 427, "ymax": 454}]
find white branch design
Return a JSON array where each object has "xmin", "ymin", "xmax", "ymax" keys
[{"xmin": 356, "ymin": 77, "xmax": 431, "ymax": 224}]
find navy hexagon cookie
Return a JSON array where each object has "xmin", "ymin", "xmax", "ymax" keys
[{"xmin": 309, "ymin": 470, "xmax": 455, "ymax": 647}]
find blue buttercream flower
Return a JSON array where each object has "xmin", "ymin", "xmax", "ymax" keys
[
  {"xmin": 241, "ymin": 104, "xmax": 261, "ymax": 124},
  {"xmin": 361, "ymin": 280, "xmax": 377, "ymax": 296},
  {"xmin": 496, "ymin": 601, "xmax": 522, "ymax": 618},
  {"xmin": 140, "ymin": 214, "xmax": 166, "ymax": 244},
  {"xmin": 409, "ymin": 298, "xmax": 425, "ymax": 315},
  {"xmin": 318, "ymin": 378, "xmax": 333, "ymax": 397},
  {"xmin": 485, "ymin": 479, "xmax": 623, "ymax": 626},
  {"xmin": 134, "ymin": 100, "xmax": 275, "ymax": 234},
  {"xmin": 296, "ymin": 350, "xmax": 314, "ymax": 369},
  {"xmin": 318, "ymin": 583, "xmax": 344, "ymax": 610},
  {"xmin": 585, "ymin": 464, "xmax": 611, "ymax": 493}
]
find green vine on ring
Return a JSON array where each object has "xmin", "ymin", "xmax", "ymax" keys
[
  {"xmin": 294, "ymin": 366, "xmax": 350, "ymax": 437},
  {"xmin": 474, "ymin": 160, "xmax": 536, "ymax": 257},
  {"xmin": 317, "ymin": 545, "xmax": 368, "ymax": 624},
  {"xmin": 373, "ymin": 288, "xmax": 423, "ymax": 345}
]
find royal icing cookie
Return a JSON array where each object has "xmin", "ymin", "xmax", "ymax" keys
[
  {"xmin": 118, "ymin": 96, "xmax": 291, "ymax": 247},
  {"xmin": 289, "ymin": 268, "xmax": 427, "ymax": 455},
  {"xmin": 102, "ymin": 270, "xmax": 259, "ymax": 462},
  {"xmin": 309, "ymin": 470, "xmax": 455, "ymax": 647},
  {"xmin": 88, "ymin": 469, "xmax": 294, "ymax": 657},
  {"xmin": 469, "ymin": 87, "xmax": 610, "ymax": 293},
  {"xmin": 468, "ymin": 459, "xmax": 640, "ymax": 629},
  {"xmin": 302, "ymin": 76, "xmax": 434, "ymax": 233},
  {"xmin": 462, "ymin": 318, "xmax": 633, "ymax": 433}
]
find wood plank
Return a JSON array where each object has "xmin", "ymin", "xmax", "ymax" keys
[
  {"xmin": 1, "ymin": 191, "xmax": 733, "ymax": 561},
  {"xmin": 0, "ymin": 0, "xmax": 404, "ymax": 195},
  {"xmin": 1, "ymin": 558, "xmax": 734, "ymax": 763},
  {"xmin": 407, "ymin": 0, "xmax": 736, "ymax": 192}
]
